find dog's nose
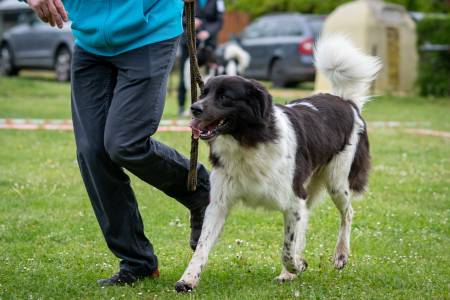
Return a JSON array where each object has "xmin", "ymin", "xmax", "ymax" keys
[{"xmin": 191, "ymin": 102, "xmax": 204, "ymax": 117}]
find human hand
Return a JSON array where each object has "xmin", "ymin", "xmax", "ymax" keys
[
  {"xmin": 28, "ymin": 0, "xmax": 68, "ymax": 29},
  {"xmin": 197, "ymin": 30, "xmax": 210, "ymax": 41}
]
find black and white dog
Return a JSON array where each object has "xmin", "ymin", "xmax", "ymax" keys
[
  {"xmin": 176, "ymin": 35, "xmax": 381, "ymax": 292},
  {"xmin": 183, "ymin": 41, "xmax": 250, "ymax": 91}
]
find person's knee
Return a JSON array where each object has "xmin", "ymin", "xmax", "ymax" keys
[
  {"xmin": 104, "ymin": 133, "xmax": 157, "ymax": 164},
  {"xmin": 104, "ymin": 134, "xmax": 128, "ymax": 164}
]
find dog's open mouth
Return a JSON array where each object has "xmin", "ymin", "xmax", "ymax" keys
[{"xmin": 189, "ymin": 118, "xmax": 228, "ymax": 140}]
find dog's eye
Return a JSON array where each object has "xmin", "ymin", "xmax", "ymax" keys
[
  {"xmin": 219, "ymin": 94, "xmax": 232, "ymax": 101},
  {"xmin": 219, "ymin": 94, "xmax": 234, "ymax": 107},
  {"xmin": 200, "ymin": 88, "xmax": 209, "ymax": 98}
]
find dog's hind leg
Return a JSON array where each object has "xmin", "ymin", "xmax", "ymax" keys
[
  {"xmin": 175, "ymin": 200, "xmax": 230, "ymax": 292},
  {"xmin": 328, "ymin": 183, "xmax": 353, "ymax": 270},
  {"xmin": 276, "ymin": 199, "xmax": 308, "ymax": 282},
  {"xmin": 327, "ymin": 158, "xmax": 354, "ymax": 270},
  {"xmin": 326, "ymin": 114, "xmax": 363, "ymax": 269},
  {"xmin": 326, "ymin": 144, "xmax": 359, "ymax": 269}
]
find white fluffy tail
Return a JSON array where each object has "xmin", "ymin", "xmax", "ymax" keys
[{"xmin": 314, "ymin": 35, "xmax": 382, "ymax": 110}]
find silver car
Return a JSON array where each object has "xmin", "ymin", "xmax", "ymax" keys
[
  {"xmin": 0, "ymin": 7, "xmax": 73, "ymax": 81},
  {"xmin": 239, "ymin": 13, "xmax": 324, "ymax": 87}
]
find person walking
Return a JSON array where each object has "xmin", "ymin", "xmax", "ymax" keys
[
  {"xmin": 177, "ymin": 0, "xmax": 224, "ymax": 117},
  {"xmin": 22, "ymin": 0, "xmax": 210, "ymax": 286}
]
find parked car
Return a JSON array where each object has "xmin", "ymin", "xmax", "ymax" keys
[
  {"xmin": 0, "ymin": 9, "xmax": 73, "ymax": 81},
  {"xmin": 237, "ymin": 13, "xmax": 324, "ymax": 87}
]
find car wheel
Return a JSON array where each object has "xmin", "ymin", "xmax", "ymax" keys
[
  {"xmin": 55, "ymin": 47, "xmax": 71, "ymax": 82},
  {"xmin": 285, "ymin": 81, "xmax": 299, "ymax": 88},
  {"xmin": 0, "ymin": 45, "xmax": 19, "ymax": 76},
  {"xmin": 270, "ymin": 59, "xmax": 289, "ymax": 88}
]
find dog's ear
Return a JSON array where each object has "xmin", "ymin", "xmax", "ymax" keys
[{"xmin": 246, "ymin": 79, "xmax": 272, "ymax": 121}]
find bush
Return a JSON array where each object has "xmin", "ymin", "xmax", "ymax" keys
[
  {"xmin": 224, "ymin": 0, "xmax": 449, "ymax": 18},
  {"xmin": 417, "ymin": 16, "xmax": 450, "ymax": 97},
  {"xmin": 417, "ymin": 16, "xmax": 450, "ymax": 45}
]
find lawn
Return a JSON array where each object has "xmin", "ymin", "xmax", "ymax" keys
[
  {"xmin": 1, "ymin": 71, "xmax": 450, "ymax": 131},
  {"xmin": 0, "ymin": 74, "xmax": 449, "ymax": 299}
]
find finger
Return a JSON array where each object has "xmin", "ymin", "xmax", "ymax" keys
[
  {"xmin": 47, "ymin": 1, "xmax": 63, "ymax": 28},
  {"xmin": 40, "ymin": 4, "xmax": 54, "ymax": 26},
  {"xmin": 35, "ymin": 7, "xmax": 47, "ymax": 22},
  {"xmin": 54, "ymin": 0, "xmax": 68, "ymax": 22},
  {"xmin": 41, "ymin": 14, "xmax": 49, "ymax": 23}
]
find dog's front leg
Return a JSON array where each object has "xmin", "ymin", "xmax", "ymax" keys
[
  {"xmin": 277, "ymin": 199, "xmax": 309, "ymax": 282},
  {"xmin": 175, "ymin": 201, "xmax": 229, "ymax": 292}
]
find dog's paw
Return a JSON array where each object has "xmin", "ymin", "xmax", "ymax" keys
[
  {"xmin": 284, "ymin": 257, "xmax": 308, "ymax": 274},
  {"xmin": 333, "ymin": 253, "xmax": 348, "ymax": 270},
  {"xmin": 175, "ymin": 281, "xmax": 194, "ymax": 293},
  {"xmin": 274, "ymin": 270, "xmax": 297, "ymax": 283}
]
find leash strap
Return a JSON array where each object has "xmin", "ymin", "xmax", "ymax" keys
[{"xmin": 184, "ymin": 0, "xmax": 204, "ymax": 191}]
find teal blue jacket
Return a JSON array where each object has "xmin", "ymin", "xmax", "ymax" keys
[{"xmin": 21, "ymin": 0, "xmax": 184, "ymax": 56}]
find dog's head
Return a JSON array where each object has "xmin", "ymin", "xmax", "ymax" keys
[{"xmin": 190, "ymin": 75, "xmax": 274, "ymax": 145}]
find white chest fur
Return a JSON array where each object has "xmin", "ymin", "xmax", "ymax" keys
[{"xmin": 210, "ymin": 107, "xmax": 298, "ymax": 211}]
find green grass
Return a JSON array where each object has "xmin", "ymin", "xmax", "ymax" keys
[
  {"xmin": 364, "ymin": 95, "xmax": 450, "ymax": 131},
  {"xmin": 0, "ymin": 74, "xmax": 449, "ymax": 299},
  {"xmin": 1, "ymin": 72, "xmax": 450, "ymax": 131}
]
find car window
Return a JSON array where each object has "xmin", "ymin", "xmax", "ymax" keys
[
  {"xmin": 307, "ymin": 18, "xmax": 324, "ymax": 38},
  {"xmin": 259, "ymin": 20, "xmax": 279, "ymax": 37},
  {"xmin": 15, "ymin": 11, "xmax": 38, "ymax": 25},
  {"xmin": 275, "ymin": 18, "xmax": 304, "ymax": 36},
  {"xmin": 241, "ymin": 20, "xmax": 265, "ymax": 39},
  {"xmin": 2, "ymin": 13, "xmax": 19, "ymax": 30}
]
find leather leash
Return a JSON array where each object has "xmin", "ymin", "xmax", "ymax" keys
[{"xmin": 184, "ymin": 0, "xmax": 204, "ymax": 191}]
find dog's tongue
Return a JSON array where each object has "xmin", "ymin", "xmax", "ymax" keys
[{"xmin": 189, "ymin": 119, "xmax": 202, "ymax": 140}]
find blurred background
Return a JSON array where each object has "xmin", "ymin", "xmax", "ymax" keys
[{"xmin": 0, "ymin": 0, "xmax": 449, "ymax": 102}]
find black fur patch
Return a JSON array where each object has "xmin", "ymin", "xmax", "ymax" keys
[
  {"xmin": 279, "ymin": 94, "xmax": 356, "ymax": 199},
  {"xmin": 349, "ymin": 127, "xmax": 370, "ymax": 193},
  {"xmin": 209, "ymin": 150, "xmax": 222, "ymax": 168}
]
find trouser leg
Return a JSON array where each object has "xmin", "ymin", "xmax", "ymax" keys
[
  {"xmin": 71, "ymin": 46, "xmax": 157, "ymax": 276},
  {"xmin": 177, "ymin": 43, "xmax": 189, "ymax": 111},
  {"xmin": 103, "ymin": 37, "xmax": 210, "ymax": 212}
]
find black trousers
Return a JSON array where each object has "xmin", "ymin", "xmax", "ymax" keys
[
  {"xmin": 177, "ymin": 43, "xmax": 189, "ymax": 110},
  {"xmin": 71, "ymin": 36, "xmax": 210, "ymax": 276}
]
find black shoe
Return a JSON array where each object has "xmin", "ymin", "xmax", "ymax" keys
[
  {"xmin": 97, "ymin": 268, "xmax": 160, "ymax": 287},
  {"xmin": 189, "ymin": 205, "xmax": 207, "ymax": 251}
]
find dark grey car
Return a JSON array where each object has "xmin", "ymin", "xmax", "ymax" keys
[
  {"xmin": 0, "ymin": 9, "xmax": 73, "ymax": 81},
  {"xmin": 239, "ymin": 13, "xmax": 324, "ymax": 87}
]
